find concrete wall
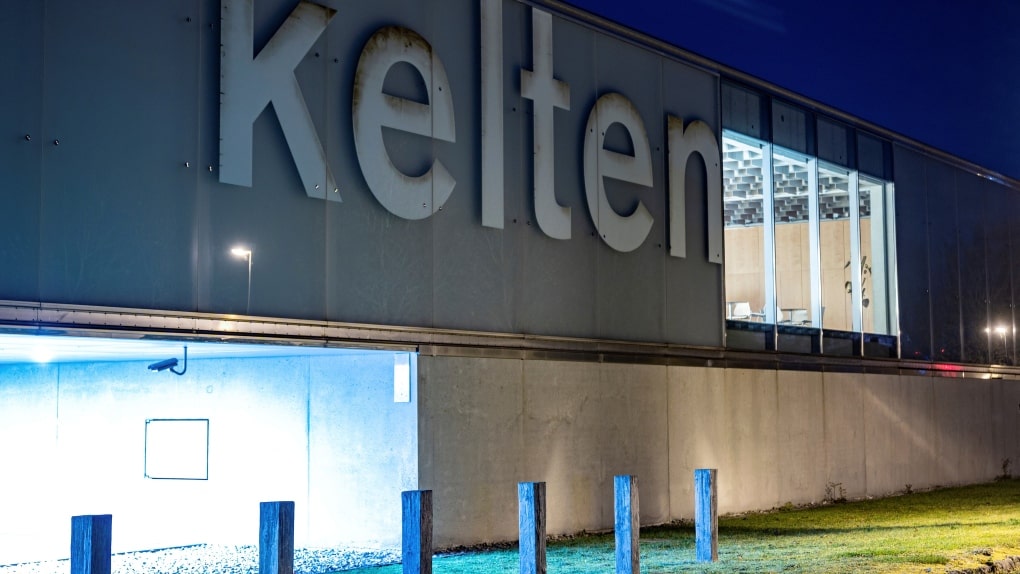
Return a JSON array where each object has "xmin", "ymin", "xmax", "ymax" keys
[
  {"xmin": 0, "ymin": 352, "xmax": 416, "ymax": 564},
  {"xmin": 418, "ymin": 356, "xmax": 1020, "ymax": 547},
  {"xmin": 416, "ymin": 357, "xmax": 672, "ymax": 546},
  {"xmin": 308, "ymin": 353, "xmax": 419, "ymax": 546}
]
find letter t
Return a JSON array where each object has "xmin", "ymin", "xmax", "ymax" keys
[{"xmin": 521, "ymin": 9, "xmax": 571, "ymax": 240}]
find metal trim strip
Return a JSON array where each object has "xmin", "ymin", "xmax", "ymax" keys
[{"xmin": 0, "ymin": 300, "xmax": 1012, "ymax": 378}]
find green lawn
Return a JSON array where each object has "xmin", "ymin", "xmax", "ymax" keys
[{"xmin": 343, "ymin": 480, "xmax": 1020, "ymax": 573}]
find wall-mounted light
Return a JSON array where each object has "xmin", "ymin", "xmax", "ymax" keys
[
  {"xmin": 231, "ymin": 246, "xmax": 253, "ymax": 315},
  {"xmin": 985, "ymin": 325, "xmax": 1011, "ymax": 358},
  {"xmin": 29, "ymin": 343, "xmax": 54, "ymax": 364},
  {"xmin": 985, "ymin": 325, "xmax": 1010, "ymax": 337},
  {"xmin": 148, "ymin": 346, "xmax": 187, "ymax": 376}
]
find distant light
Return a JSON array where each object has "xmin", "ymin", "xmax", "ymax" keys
[
  {"xmin": 29, "ymin": 344, "xmax": 54, "ymax": 364},
  {"xmin": 996, "ymin": 326, "xmax": 1008, "ymax": 335},
  {"xmin": 230, "ymin": 246, "xmax": 254, "ymax": 315}
]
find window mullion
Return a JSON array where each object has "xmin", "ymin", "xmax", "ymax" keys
[
  {"xmin": 849, "ymin": 171, "xmax": 863, "ymax": 333},
  {"xmin": 763, "ymin": 143, "xmax": 777, "ymax": 325},
  {"xmin": 807, "ymin": 157, "xmax": 822, "ymax": 329}
]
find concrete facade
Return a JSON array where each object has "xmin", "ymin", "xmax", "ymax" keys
[{"xmin": 418, "ymin": 355, "xmax": 1020, "ymax": 547}]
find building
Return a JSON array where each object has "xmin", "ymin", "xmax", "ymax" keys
[{"xmin": 1, "ymin": 0, "xmax": 1018, "ymax": 564}]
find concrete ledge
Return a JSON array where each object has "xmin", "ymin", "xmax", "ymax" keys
[{"xmin": 0, "ymin": 301, "xmax": 1015, "ymax": 379}]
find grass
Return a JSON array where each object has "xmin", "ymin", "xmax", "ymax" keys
[{"xmin": 341, "ymin": 479, "xmax": 1020, "ymax": 573}]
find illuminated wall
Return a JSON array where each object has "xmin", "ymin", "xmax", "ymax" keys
[
  {"xmin": 0, "ymin": 352, "xmax": 416, "ymax": 565},
  {"xmin": 418, "ymin": 356, "xmax": 1020, "ymax": 547}
]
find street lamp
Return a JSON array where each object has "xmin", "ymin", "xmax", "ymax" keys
[
  {"xmin": 230, "ymin": 246, "xmax": 252, "ymax": 315},
  {"xmin": 986, "ymin": 325, "xmax": 1010, "ymax": 362}
]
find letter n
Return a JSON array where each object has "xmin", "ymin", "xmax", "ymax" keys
[{"xmin": 667, "ymin": 116, "xmax": 722, "ymax": 263}]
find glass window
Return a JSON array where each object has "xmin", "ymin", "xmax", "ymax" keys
[
  {"xmin": 818, "ymin": 162, "xmax": 853, "ymax": 331},
  {"xmin": 773, "ymin": 148, "xmax": 814, "ymax": 326},
  {"xmin": 723, "ymin": 132, "xmax": 770, "ymax": 323},
  {"xmin": 860, "ymin": 175, "xmax": 897, "ymax": 335},
  {"xmin": 722, "ymin": 123, "xmax": 899, "ymax": 348}
]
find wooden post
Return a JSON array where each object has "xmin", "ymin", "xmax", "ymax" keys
[
  {"xmin": 259, "ymin": 501, "xmax": 295, "ymax": 574},
  {"xmin": 694, "ymin": 469, "xmax": 718, "ymax": 562},
  {"xmin": 71, "ymin": 514, "xmax": 112, "ymax": 574},
  {"xmin": 402, "ymin": 490, "xmax": 433, "ymax": 574},
  {"xmin": 614, "ymin": 475, "xmax": 639, "ymax": 574},
  {"xmin": 518, "ymin": 482, "xmax": 546, "ymax": 574}
]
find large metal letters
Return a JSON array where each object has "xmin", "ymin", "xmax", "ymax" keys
[
  {"xmin": 218, "ymin": 0, "xmax": 722, "ymax": 261},
  {"xmin": 583, "ymin": 94, "xmax": 654, "ymax": 253},
  {"xmin": 521, "ymin": 9, "xmax": 572, "ymax": 240},
  {"xmin": 219, "ymin": 0, "xmax": 338, "ymax": 199},
  {"xmin": 353, "ymin": 27, "xmax": 457, "ymax": 220},
  {"xmin": 667, "ymin": 116, "xmax": 723, "ymax": 262}
]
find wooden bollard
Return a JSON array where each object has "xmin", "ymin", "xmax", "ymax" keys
[
  {"xmin": 614, "ymin": 475, "xmax": 639, "ymax": 574},
  {"xmin": 259, "ymin": 501, "xmax": 295, "ymax": 574},
  {"xmin": 402, "ymin": 490, "xmax": 433, "ymax": 574},
  {"xmin": 71, "ymin": 514, "xmax": 112, "ymax": 574},
  {"xmin": 518, "ymin": 482, "xmax": 546, "ymax": 574},
  {"xmin": 694, "ymin": 469, "xmax": 718, "ymax": 562}
]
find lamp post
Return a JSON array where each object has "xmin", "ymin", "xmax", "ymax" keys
[
  {"xmin": 986, "ymin": 325, "xmax": 1010, "ymax": 364},
  {"xmin": 230, "ymin": 246, "xmax": 252, "ymax": 315}
]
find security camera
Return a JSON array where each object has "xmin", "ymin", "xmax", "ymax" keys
[
  {"xmin": 146, "ymin": 346, "xmax": 188, "ymax": 376},
  {"xmin": 148, "ymin": 358, "xmax": 179, "ymax": 372}
]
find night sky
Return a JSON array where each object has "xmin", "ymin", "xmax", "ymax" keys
[{"xmin": 567, "ymin": 0, "xmax": 1020, "ymax": 181}]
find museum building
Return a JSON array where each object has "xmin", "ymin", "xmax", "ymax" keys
[{"xmin": 1, "ymin": 0, "xmax": 1018, "ymax": 564}]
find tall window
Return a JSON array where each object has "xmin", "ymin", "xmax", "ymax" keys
[
  {"xmin": 772, "ymin": 147, "xmax": 814, "ymax": 327},
  {"xmin": 722, "ymin": 133, "xmax": 770, "ymax": 322},
  {"xmin": 818, "ymin": 161, "xmax": 852, "ymax": 331},
  {"xmin": 723, "ymin": 130, "xmax": 898, "ymax": 341},
  {"xmin": 859, "ymin": 175, "xmax": 897, "ymax": 335}
]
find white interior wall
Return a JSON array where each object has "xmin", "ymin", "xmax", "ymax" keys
[{"xmin": 0, "ymin": 352, "xmax": 416, "ymax": 565}]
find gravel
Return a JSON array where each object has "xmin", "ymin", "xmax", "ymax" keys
[{"xmin": 0, "ymin": 545, "xmax": 401, "ymax": 574}]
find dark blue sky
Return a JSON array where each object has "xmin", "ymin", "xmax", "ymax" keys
[{"xmin": 569, "ymin": 0, "xmax": 1020, "ymax": 181}]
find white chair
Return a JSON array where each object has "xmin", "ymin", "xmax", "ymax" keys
[{"xmin": 730, "ymin": 301, "xmax": 752, "ymax": 320}]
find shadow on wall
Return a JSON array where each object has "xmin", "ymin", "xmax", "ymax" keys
[{"xmin": 0, "ymin": 351, "xmax": 417, "ymax": 565}]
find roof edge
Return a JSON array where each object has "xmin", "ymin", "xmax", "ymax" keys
[{"xmin": 531, "ymin": 0, "xmax": 1020, "ymax": 191}]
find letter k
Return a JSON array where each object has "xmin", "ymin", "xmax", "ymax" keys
[{"xmin": 219, "ymin": 0, "xmax": 339, "ymax": 200}]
